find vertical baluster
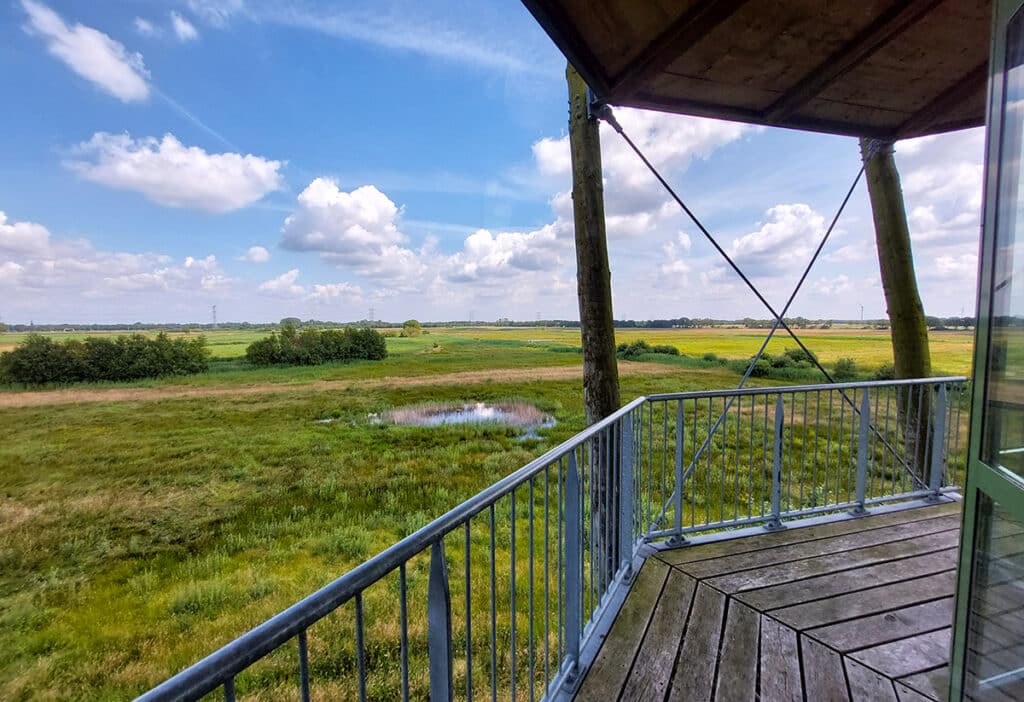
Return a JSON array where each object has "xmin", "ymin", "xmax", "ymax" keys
[
  {"xmin": 428, "ymin": 541, "xmax": 453, "ymax": 702},
  {"xmin": 706, "ymin": 397, "xmax": 713, "ymax": 525},
  {"xmin": 762, "ymin": 394, "xmax": 769, "ymax": 518},
  {"xmin": 838, "ymin": 390, "xmax": 847, "ymax": 502},
  {"xmin": 661, "ymin": 402, "xmax": 668, "ymax": 532},
  {"xmin": 298, "ymin": 630, "xmax": 310, "ymax": 702},
  {"xmin": 489, "ymin": 505, "xmax": 497, "ymax": 702},
  {"xmin": 929, "ymin": 384, "xmax": 947, "ymax": 500},
  {"xmin": 672, "ymin": 400, "xmax": 684, "ymax": 544},
  {"xmin": 619, "ymin": 414, "xmax": 635, "ymax": 576},
  {"xmin": 510, "ymin": 489, "xmax": 517, "ymax": 702},
  {"xmin": 748, "ymin": 395, "xmax": 755, "ymax": 519},
  {"xmin": 785, "ymin": 395, "xmax": 794, "ymax": 513},
  {"xmin": 563, "ymin": 451, "xmax": 581, "ymax": 692},
  {"xmin": 765, "ymin": 395, "xmax": 785, "ymax": 531},
  {"xmin": 528, "ymin": 478, "xmax": 535, "ymax": 702},
  {"xmin": 355, "ymin": 593, "xmax": 367, "ymax": 702},
  {"xmin": 800, "ymin": 393, "xmax": 808, "ymax": 509},
  {"xmin": 647, "ymin": 403, "xmax": 654, "ymax": 532},
  {"xmin": 556, "ymin": 458, "xmax": 562, "ymax": 671},
  {"xmin": 400, "ymin": 564, "xmax": 410, "ymax": 702},
  {"xmin": 824, "ymin": 390, "xmax": 833, "ymax": 505},
  {"xmin": 544, "ymin": 464, "xmax": 551, "ymax": 689},
  {"xmin": 735, "ymin": 394, "xmax": 741, "ymax": 523},
  {"xmin": 223, "ymin": 678, "xmax": 235, "ymax": 702},
  {"xmin": 691, "ymin": 399, "xmax": 698, "ymax": 527},
  {"xmin": 465, "ymin": 521, "xmax": 473, "ymax": 701},
  {"xmin": 852, "ymin": 390, "xmax": 871, "ymax": 515},
  {"xmin": 720, "ymin": 398, "xmax": 727, "ymax": 524}
]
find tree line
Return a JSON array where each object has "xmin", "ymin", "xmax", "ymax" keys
[{"xmin": 245, "ymin": 326, "xmax": 387, "ymax": 366}]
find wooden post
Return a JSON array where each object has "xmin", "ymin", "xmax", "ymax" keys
[
  {"xmin": 860, "ymin": 138, "xmax": 932, "ymax": 479},
  {"xmin": 567, "ymin": 63, "xmax": 621, "ymax": 425}
]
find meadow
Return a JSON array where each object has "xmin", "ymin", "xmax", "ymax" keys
[{"xmin": 0, "ymin": 327, "xmax": 974, "ymax": 699}]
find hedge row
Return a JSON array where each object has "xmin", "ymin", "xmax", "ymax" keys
[
  {"xmin": 245, "ymin": 325, "xmax": 387, "ymax": 366},
  {"xmin": 0, "ymin": 333, "xmax": 209, "ymax": 385}
]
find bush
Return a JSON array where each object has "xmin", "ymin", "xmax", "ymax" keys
[
  {"xmin": 0, "ymin": 333, "xmax": 209, "ymax": 386},
  {"xmin": 651, "ymin": 344, "xmax": 680, "ymax": 356},
  {"xmin": 702, "ymin": 352, "xmax": 719, "ymax": 363},
  {"xmin": 833, "ymin": 357, "xmax": 859, "ymax": 381},
  {"xmin": 782, "ymin": 347, "xmax": 817, "ymax": 366},
  {"xmin": 400, "ymin": 319, "xmax": 422, "ymax": 337},
  {"xmin": 874, "ymin": 362, "xmax": 895, "ymax": 380},
  {"xmin": 245, "ymin": 325, "xmax": 387, "ymax": 366}
]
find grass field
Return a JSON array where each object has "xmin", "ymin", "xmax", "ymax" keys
[{"xmin": 0, "ymin": 327, "xmax": 974, "ymax": 700}]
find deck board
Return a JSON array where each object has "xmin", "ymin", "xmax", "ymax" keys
[{"xmin": 573, "ymin": 502, "xmax": 962, "ymax": 702}]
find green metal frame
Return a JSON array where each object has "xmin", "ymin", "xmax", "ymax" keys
[{"xmin": 949, "ymin": 0, "xmax": 1024, "ymax": 697}]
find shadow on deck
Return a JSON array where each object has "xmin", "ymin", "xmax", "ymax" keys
[{"xmin": 575, "ymin": 501, "xmax": 961, "ymax": 701}]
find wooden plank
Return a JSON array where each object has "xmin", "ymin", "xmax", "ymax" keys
[
  {"xmin": 619, "ymin": 571, "xmax": 697, "ymax": 701},
  {"xmin": 681, "ymin": 514, "xmax": 959, "ymax": 579},
  {"xmin": 801, "ymin": 635, "xmax": 850, "ymax": 701},
  {"xmin": 894, "ymin": 682, "xmax": 935, "ymax": 702},
  {"xmin": 759, "ymin": 617, "xmax": 802, "ymax": 702},
  {"xmin": 737, "ymin": 549, "xmax": 956, "ymax": 611},
  {"xmin": 850, "ymin": 629, "xmax": 951, "ymax": 679},
  {"xmin": 894, "ymin": 666, "xmax": 952, "ymax": 701},
  {"xmin": 807, "ymin": 598, "xmax": 954, "ymax": 653},
  {"xmin": 576, "ymin": 559, "xmax": 670, "ymax": 700},
  {"xmin": 772, "ymin": 572, "xmax": 955, "ymax": 631},
  {"xmin": 659, "ymin": 502, "xmax": 959, "ymax": 566},
  {"xmin": 666, "ymin": 583, "xmax": 726, "ymax": 702},
  {"xmin": 713, "ymin": 602, "xmax": 760, "ymax": 702},
  {"xmin": 708, "ymin": 530, "xmax": 959, "ymax": 595},
  {"xmin": 845, "ymin": 659, "xmax": 898, "ymax": 701}
]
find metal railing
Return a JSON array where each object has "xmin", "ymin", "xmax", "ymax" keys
[{"xmin": 137, "ymin": 376, "xmax": 967, "ymax": 702}]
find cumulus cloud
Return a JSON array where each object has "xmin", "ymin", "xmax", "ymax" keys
[
  {"xmin": 258, "ymin": 268, "xmax": 304, "ymax": 297},
  {"xmin": 307, "ymin": 282, "xmax": 363, "ymax": 304},
  {"xmin": 66, "ymin": 132, "xmax": 284, "ymax": 212},
  {"xmin": 443, "ymin": 225, "xmax": 564, "ymax": 282},
  {"xmin": 170, "ymin": 12, "xmax": 199, "ymax": 41},
  {"xmin": 0, "ymin": 211, "xmax": 51, "ymax": 256},
  {"xmin": 0, "ymin": 211, "xmax": 231, "ymax": 313},
  {"xmin": 21, "ymin": 0, "xmax": 150, "ymax": 102},
  {"xmin": 728, "ymin": 204, "xmax": 826, "ymax": 276},
  {"xmin": 188, "ymin": 0, "xmax": 246, "ymax": 28},
  {"xmin": 280, "ymin": 179, "xmax": 427, "ymax": 281},
  {"xmin": 241, "ymin": 245, "xmax": 270, "ymax": 263}
]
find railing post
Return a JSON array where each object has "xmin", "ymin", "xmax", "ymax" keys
[
  {"xmin": 851, "ymin": 390, "xmax": 871, "ymax": 516},
  {"xmin": 765, "ymin": 395, "xmax": 786, "ymax": 531},
  {"xmin": 619, "ymin": 413, "xmax": 635, "ymax": 579},
  {"xmin": 428, "ymin": 540, "xmax": 453, "ymax": 702},
  {"xmin": 928, "ymin": 384, "xmax": 947, "ymax": 501},
  {"xmin": 562, "ymin": 451, "xmax": 581, "ymax": 692},
  {"xmin": 669, "ymin": 401, "xmax": 685, "ymax": 546}
]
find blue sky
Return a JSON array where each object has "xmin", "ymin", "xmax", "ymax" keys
[{"xmin": 0, "ymin": 0, "xmax": 984, "ymax": 324}]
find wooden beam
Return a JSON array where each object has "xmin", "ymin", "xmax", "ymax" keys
[
  {"xmin": 520, "ymin": 0, "xmax": 613, "ymax": 96},
  {"xmin": 897, "ymin": 63, "xmax": 989, "ymax": 138},
  {"xmin": 608, "ymin": 0, "xmax": 752, "ymax": 100},
  {"xmin": 765, "ymin": 0, "xmax": 945, "ymax": 122}
]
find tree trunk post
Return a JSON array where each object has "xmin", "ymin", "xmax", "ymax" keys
[
  {"xmin": 859, "ymin": 138, "xmax": 933, "ymax": 480},
  {"xmin": 568, "ymin": 64, "xmax": 622, "ymax": 583}
]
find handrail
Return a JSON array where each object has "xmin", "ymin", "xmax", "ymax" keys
[{"xmin": 645, "ymin": 375, "xmax": 967, "ymax": 402}]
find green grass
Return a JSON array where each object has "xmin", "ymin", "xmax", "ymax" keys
[{"xmin": 0, "ymin": 328, "xmax": 974, "ymax": 699}]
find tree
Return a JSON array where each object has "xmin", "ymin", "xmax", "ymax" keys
[
  {"xmin": 401, "ymin": 319, "xmax": 422, "ymax": 337},
  {"xmin": 280, "ymin": 317, "xmax": 301, "ymax": 329},
  {"xmin": 860, "ymin": 138, "xmax": 932, "ymax": 479}
]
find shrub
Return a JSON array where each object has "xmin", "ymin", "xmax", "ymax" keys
[
  {"xmin": 782, "ymin": 347, "xmax": 817, "ymax": 366},
  {"xmin": 702, "ymin": 352, "xmax": 719, "ymax": 363},
  {"xmin": 0, "ymin": 333, "xmax": 209, "ymax": 386},
  {"xmin": 400, "ymin": 319, "xmax": 422, "ymax": 337},
  {"xmin": 833, "ymin": 357, "xmax": 859, "ymax": 381},
  {"xmin": 245, "ymin": 325, "xmax": 387, "ymax": 366},
  {"xmin": 616, "ymin": 340, "xmax": 652, "ymax": 360},
  {"xmin": 651, "ymin": 344, "xmax": 680, "ymax": 356},
  {"xmin": 874, "ymin": 362, "xmax": 895, "ymax": 380}
]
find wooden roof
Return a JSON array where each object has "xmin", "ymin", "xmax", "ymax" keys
[{"xmin": 521, "ymin": 0, "xmax": 992, "ymax": 139}]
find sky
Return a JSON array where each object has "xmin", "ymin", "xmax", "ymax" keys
[{"xmin": 0, "ymin": 0, "xmax": 985, "ymax": 325}]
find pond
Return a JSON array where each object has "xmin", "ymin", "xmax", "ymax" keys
[{"xmin": 385, "ymin": 401, "xmax": 556, "ymax": 438}]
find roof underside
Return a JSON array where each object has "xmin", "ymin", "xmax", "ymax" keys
[{"xmin": 522, "ymin": 0, "xmax": 992, "ymax": 139}]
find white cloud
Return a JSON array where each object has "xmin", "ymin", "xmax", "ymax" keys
[
  {"xmin": 66, "ymin": 132, "xmax": 284, "ymax": 213},
  {"xmin": 307, "ymin": 282, "xmax": 363, "ymax": 304},
  {"xmin": 0, "ymin": 211, "xmax": 51, "ymax": 256},
  {"xmin": 443, "ymin": 225, "xmax": 564, "ymax": 282},
  {"xmin": 258, "ymin": 268, "xmax": 304, "ymax": 298},
  {"xmin": 811, "ymin": 274, "xmax": 855, "ymax": 297},
  {"xmin": 170, "ymin": 12, "xmax": 199, "ymax": 42},
  {"xmin": 187, "ymin": 0, "xmax": 246, "ymax": 28},
  {"xmin": 824, "ymin": 244, "xmax": 869, "ymax": 264},
  {"xmin": 728, "ymin": 204, "xmax": 826, "ymax": 276},
  {"xmin": 934, "ymin": 253, "xmax": 979, "ymax": 281},
  {"xmin": 240, "ymin": 245, "xmax": 270, "ymax": 263},
  {"xmin": 134, "ymin": 18, "xmax": 157, "ymax": 37},
  {"xmin": 281, "ymin": 179, "xmax": 428, "ymax": 281},
  {"xmin": 21, "ymin": 0, "xmax": 150, "ymax": 102}
]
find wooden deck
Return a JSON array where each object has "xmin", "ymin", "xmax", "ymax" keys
[{"xmin": 575, "ymin": 501, "xmax": 962, "ymax": 702}]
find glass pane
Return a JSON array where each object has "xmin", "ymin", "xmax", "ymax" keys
[
  {"xmin": 983, "ymin": 9, "xmax": 1024, "ymax": 480},
  {"xmin": 965, "ymin": 495, "xmax": 1024, "ymax": 700}
]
